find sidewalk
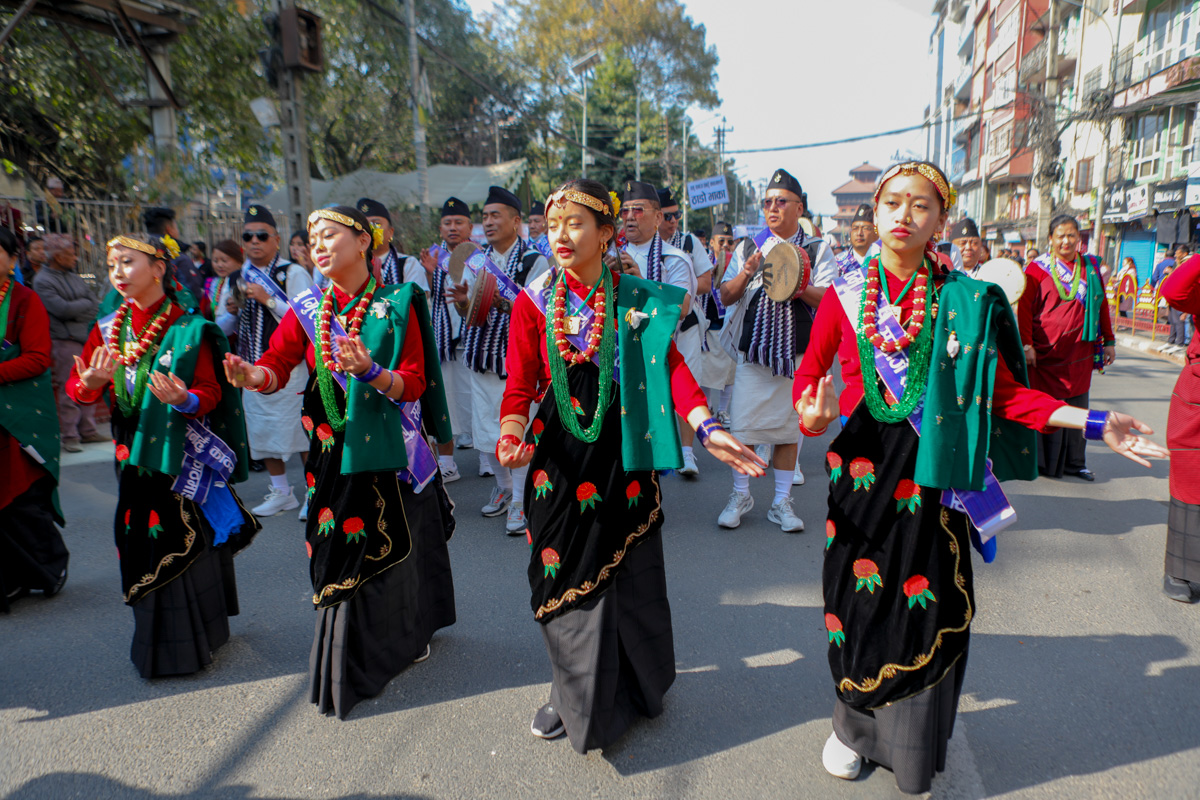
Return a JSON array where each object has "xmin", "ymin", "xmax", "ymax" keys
[{"xmin": 1114, "ymin": 327, "xmax": 1188, "ymax": 366}]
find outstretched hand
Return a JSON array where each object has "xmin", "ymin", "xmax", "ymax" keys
[
  {"xmin": 1102, "ymin": 412, "xmax": 1169, "ymax": 467},
  {"xmin": 147, "ymin": 371, "xmax": 189, "ymax": 406},
  {"xmin": 796, "ymin": 376, "xmax": 839, "ymax": 433},
  {"xmin": 222, "ymin": 352, "xmax": 263, "ymax": 390},
  {"xmin": 334, "ymin": 335, "xmax": 373, "ymax": 376},
  {"xmin": 496, "ymin": 435, "xmax": 534, "ymax": 469},
  {"xmin": 73, "ymin": 346, "xmax": 116, "ymax": 391},
  {"xmin": 703, "ymin": 429, "xmax": 768, "ymax": 477}
]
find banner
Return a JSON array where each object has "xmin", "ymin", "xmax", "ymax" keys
[{"xmin": 687, "ymin": 176, "xmax": 729, "ymax": 210}]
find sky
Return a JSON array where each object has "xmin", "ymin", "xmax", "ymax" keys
[{"xmin": 463, "ymin": 0, "xmax": 938, "ymax": 219}]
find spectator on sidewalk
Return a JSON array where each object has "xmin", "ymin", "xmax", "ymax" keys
[
  {"xmin": 1152, "ymin": 251, "xmax": 1177, "ymax": 287},
  {"xmin": 31, "ymin": 234, "xmax": 103, "ymax": 452},
  {"xmin": 190, "ymin": 241, "xmax": 211, "ymax": 280},
  {"xmin": 19, "ymin": 236, "xmax": 45, "ymax": 286}
]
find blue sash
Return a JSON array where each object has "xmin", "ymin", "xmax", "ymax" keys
[
  {"xmin": 467, "ymin": 250, "xmax": 523, "ymax": 305},
  {"xmin": 831, "ymin": 263, "xmax": 1015, "ymax": 560},
  {"xmin": 289, "ymin": 286, "xmax": 438, "ymax": 493},
  {"xmin": 531, "ymin": 234, "xmax": 553, "ymax": 259},
  {"xmin": 242, "ymin": 262, "xmax": 290, "ymax": 306},
  {"xmin": 524, "ymin": 271, "xmax": 621, "ymax": 384}
]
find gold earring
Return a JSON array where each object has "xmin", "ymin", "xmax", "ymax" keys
[
  {"xmin": 360, "ymin": 250, "xmax": 366, "ymax": 259},
  {"xmin": 154, "ymin": 276, "xmax": 161, "ymax": 284}
]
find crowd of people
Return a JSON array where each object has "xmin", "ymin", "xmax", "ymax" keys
[{"xmin": 1, "ymin": 161, "xmax": 1192, "ymax": 795}]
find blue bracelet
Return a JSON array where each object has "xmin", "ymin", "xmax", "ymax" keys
[
  {"xmin": 353, "ymin": 361, "xmax": 384, "ymax": 383},
  {"xmin": 695, "ymin": 416, "xmax": 724, "ymax": 448},
  {"xmin": 171, "ymin": 392, "xmax": 200, "ymax": 415},
  {"xmin": 1083, "ymin": 410, "xmax": 1109, "ymax": 441}
]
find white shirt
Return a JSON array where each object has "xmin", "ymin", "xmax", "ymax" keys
[
  {"xmin": 463, "ymin": 239, "xmax": 550, "ymax": 294},
  {"xmin": 677, "ymin": 232, "xmax": 715, "ymax": 282},
  {"xmin": 626, "ymin": 236, "xmax": 695, "ymax": 298}
]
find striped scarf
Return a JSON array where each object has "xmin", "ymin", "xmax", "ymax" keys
[
  {"xmin": 379, "ymin": 245, "xmax": 404, "ymax": 284},
  {"xmin": 429, "ymin": 241, "xmax": 455, "ymax": 363},
  {"xmin": 236, "ymin": 252, "xmax": 282, "ymax": 364},
  {"xmin": 636, "ymin": 233, "xmax": 663, "ymax": 283},
  {"xmin": 462, "ymin": 238, "xmax": 527, "ymax": 377},
  {"xmin": 746, "ymin": 228, "xmax": 806, "ymax": 379}
]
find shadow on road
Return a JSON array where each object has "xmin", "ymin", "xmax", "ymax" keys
[{"xmin": 4, "ymin": 774, "xmax": 430, "ymax": 800}]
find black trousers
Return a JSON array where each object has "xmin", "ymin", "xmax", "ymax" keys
[{"xmin": 1038, "ymin": 392, "xmax": 1089, "ymax": 478}]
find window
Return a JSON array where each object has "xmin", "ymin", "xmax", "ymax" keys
[
  {"xmin": 1075, "ymin": 158, "xmax": 1094, "ymax": 193},
  {"xmin": 994, "ymin": 69, "xmax": 1017, "ymax": 106},
  {"xmin": 988, "ymin": 122, "xmax": 1013, "ymax": 157},
  {"xmin": 1132, "ymin": 111, "xmax": 1167, "ymax": 179},
  {"xmin": 1083, "ymin": 67, "xmax": 1103, "ymax": 99},
  {"xmin": 1141, "ymin": 0, "xmax": 1194, "ymax": 80},
  {"xmin": 1179, "ymin": 105, "xmax": 1197, "ymax": 168}
]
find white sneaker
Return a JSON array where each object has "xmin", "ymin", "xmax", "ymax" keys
[
  {"xmin": 717, "ymin": 490, "xmax": 754, "ymax": 529},
  {"xmin": 482, "ymin": 486, "xmax": 511, "ymax": 517},
  {"xmin": 479, "ymin": 460, "xmax": 495, "ymax": 478},
  {"xmin": 822, "ymin": 732, "xmax": 862, "ymax": 780},
  {"xmin": 680, "ymin": 450, "xmax": 700, "ymax": 477},
  {"xmin": 413, "ymin": 644, "xmax": 431, "ymax": 663},
  {"xmin": 252, "ymin": 486, "xmax": 299, "ymax": 516},
  {"xmin": 754, "ymin": 444, "xmax": 771, "ymax": 462},
  {"xmin": 793, "ymin": 465, "xmax": 805, "ymax": 486},
  {"xmin": 505, "ymin": 502, "xmax": 527, "ymax": 535},
  {"xmin": 457, "ymin": 434, "xmax": 474, "ymax": 450},
  {"xmin": 298, "ymin": 502, "xmax": 308, "ymax": 521},
  {"xmin": 440, "ymin": 461, "xmax": 461, "ymax": 483},
  {"xmin": 768, "ymin": 495, "xmax": 805, "ymax": 532},
  {"xmin": 717, "ymin": 411, "xmax": 732, "ymax": 429}
]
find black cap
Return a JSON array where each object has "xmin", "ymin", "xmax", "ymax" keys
[
  {"xmin": 529, "ymin": 200, "xmax": 545, "ymax": 216},
  {"xmin": 768, "ymin": 169, "xmax": 803, "ymax": 199},
  {"xmin": 656, "ymin": 187, "xmax": 678, "ymax": 208},
  {"xmin": 484, "ymin": 186, "xmax": 522, "ymax": 214},
  {"xmin": 142, "ymin": 206, "xmax": 176, "ymax": 235},
  {"xmin": 244, "ymin": 204, "xmax": 277, "ymax": 229},
  {"xmin": 950, "ymin": 218, "xmax": 980, "ymax": 240},
  {"xmin": 441, "ymin": 197, "xmax": 469, "ymax": 218},
  {"xmin": 623, "ymin": 180, "xmax": 659, "ymax": 205},
  {"xmin": 852, "ymin": 203, "xmax": 874, "ymax": 224},
  {"xmin": 714, "ymin": 221, "xmax": 733, "ymax": 237},
  {"xmin": 696, "ymin": 227, "xmax": 709, "ymax": 238},
  {"xmin": 356, "ymin": 197, "xmax": 391, "ymax": 224}
]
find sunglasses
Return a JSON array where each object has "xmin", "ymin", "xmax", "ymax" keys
[
  {"xmin": 662, "ymin": 211, "xmax": 682, "ymax": 221},
  {"xmin": 242, "ymin": 231, "xmax": 272, "ymax": 243},
  {"xmin": 761, "ymin": 198, "xmax": 797, "ymax": 210},
  {"xmin": 618, "ymin": 207, "xmax": 646, "ymax": 220}
]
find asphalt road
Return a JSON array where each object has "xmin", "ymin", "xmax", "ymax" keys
[{"xmin": 3, "ymin": 348, "xmax": 1199, "ymax": 800}]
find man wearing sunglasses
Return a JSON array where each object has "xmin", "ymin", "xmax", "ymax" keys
[
  {"xmin": 237, "ymin": 204, "xmax": 314, "ymax": 520},
  {"xmin": 836, "ymin": 203, "xmax": 879, "ymax": 275},
  {"xmin": 716, "ymin": 168, "xmax": 837, "ymax": 533},
  {"xmin": 655, "ymin": 187, "xmax": 714, "ymax": 478}
]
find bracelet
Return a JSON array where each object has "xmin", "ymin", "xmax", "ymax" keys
[
  {"xmin": 246, "ymin": 366, "xmax": 276, "ymax": 393},
  {"xmin": 1083, "ymin": 410, "xmax": 1110, "ymax": 441},
  {"xmin": 170, "ymin": 391, "xmax": 200, "ymax": 415},
  {"xmin": 354, "ymin": 361, "xmax": 384, "ymax": 382},
  {"xmin": 695, "ymin": 416, "xmax": 725, "ymax": 448},
  {"xmin": 798, "ymin": 416, "xmax": 829, "ymax": 437},
  {"xmin": 375, "ymin": 369, "xmax": 395, "ymax": 397},
  {"xmin": 495, "ymin": 433, "xmax": 523, "ymax": 460}
]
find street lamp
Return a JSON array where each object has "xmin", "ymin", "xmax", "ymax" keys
[{"xmin": 572, "ymin": 50, "xmax": 602, "ymax": 178}]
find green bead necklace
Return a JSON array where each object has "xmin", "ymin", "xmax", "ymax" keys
[
  {"xmin": 545, "ymin": 268, "xmax": 616, "ymax": 442},
  {"xmin": 1049, "ymin": 253, "xmax": 1082, "ymax": 301}
]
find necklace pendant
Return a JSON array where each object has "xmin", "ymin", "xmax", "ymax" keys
[{"xmin": 564, "ymin": 315, "xmax": 582, "ymax": 335}]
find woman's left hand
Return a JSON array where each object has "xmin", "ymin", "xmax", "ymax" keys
[
  {"xmin": 334, "ymin": 335, "xmax": 374, "ymax": 376},
  {"xmin": 148, "ymin": 371, "xmax": 190, "ymax": 406},
  {"xmin": 703, "ymin": 429, "xmax": 768, "ymax": 477},
  {"xmin": 1102, "ymin": 345, "xmax": 1116, "ymax": 367},
  {"xmin": 1102, "ymin": 411, "xmax": 1169, "ymax": 467}
]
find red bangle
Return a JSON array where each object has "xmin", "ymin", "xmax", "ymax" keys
[
  {"xmin": 496, "ymin": 433, "xmax": 523, "ymax": 459},
  {"xmin": 798, "ymin": 416, "xmax": 828, "ymax": 437}
]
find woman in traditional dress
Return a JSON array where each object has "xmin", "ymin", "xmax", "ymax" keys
[
  {"xmin": 1023, "ymin": 215, "xmax": 1116, "ymax": 480},
  {"xmin": 222, "ymin": 204, "xmax": 456, "ymax": 720},
  {"xmin": 793, "ymin": 162, "xmax": 1167, "ymax": 794},
  {"xmin": 68, "ymin": 233, "xmax": 260, "ymax": 678},
  {"xmin": 0, "ymin": 226, "xmax": 70, "ymax": 610},
  {"xmin": 201, "ymin": 239, "xmax": 242, "ymax": 339},
  {"xmin": 497, "ymin": 179, "xmax": 765, "ymax": 752},
  {"xmin": 1160, "ymin": 254, "xmax": 1200, "ymax": 602}
]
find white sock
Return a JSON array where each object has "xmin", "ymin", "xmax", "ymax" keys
[
  {"xmin": 704, "ymin": 386, "xmax": 721, "ymax": 408},
  {"xmin": 719, "ymin": 386, "xmax": 733, "ymax": 414},
  {"xmin": 732, "ymin": 470, "xmax": 750, "ymax": 496},
  {"xmin": 270, "ymin": 473, "xmax": 290, "ymax": 493},
  {"xmin": 511, "ymin": 464, "xmax": 529, "ymax": 505},
  {"xmin": 438, "ymin": 455, "xmax": 456, "ymax": 470},
  {"xmin": 682, "ymin": 445, "xmax": 694, "ymax": 457},
  {"xmin": 773, "ymin": 469, "xmax": 792, "ymax": 504},
  {"xmin": 495, "ymin": 465, "xmax": 513, "ymax": 493},
  {"xmin": 478, "ymin": 452, "xmax": 492, "ymax": 473},
  {"xmin": 795, "ymin": 435, "xmax": 804, "ymax": 455}
]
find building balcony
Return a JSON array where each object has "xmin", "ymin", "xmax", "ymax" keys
[
  {"xmin": 953, "ymin": 108, "xmax": 981, "ymax": 141},
  {"xmin": 1020, "ymin": 38, "xmax": 1078, "ymax": 84}
]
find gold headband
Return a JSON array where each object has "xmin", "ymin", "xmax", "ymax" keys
[
  {"xmin": 106, "ymin": 236, "xmax": 163, "ymax": 257},
  {"xmin": 307, "ymin": 209, "xmax": 367, "ymax": 233},
  {"xmin": 874, "ymin": 163, "xmax": 957, "ymax": 210},
  {"xmin": 548, "ymin": 189, "xmax": 612, "ymax": 217}
]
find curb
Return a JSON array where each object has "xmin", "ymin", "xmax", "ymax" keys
[{"xmin": 1115, "ymin": 334, "xmax": 1187, "ymax": 366}]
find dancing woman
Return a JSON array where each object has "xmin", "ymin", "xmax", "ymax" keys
[
  {"xmin": 223, "ymin": 205, "xmax": 456, "ymax": 720},
  {"xmin": 498, "ymin": 179, "xmax": 765, "ymax": 752},
  {"xmin": 0, "ymin": 226, "xmax": 69, "ymax": 610},
  {"xmin": 793, "ymin": 162, "xmax": 1167, "ymax": 793},
  {"xmin": 68, "ymin": 233, "xmax": 259, "ymax": 678}
]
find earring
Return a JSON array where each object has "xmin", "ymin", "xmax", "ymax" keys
[{"xmin": 154, "ymin": 276, "xmax": 161, "ymax": 284}]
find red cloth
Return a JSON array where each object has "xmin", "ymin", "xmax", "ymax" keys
[
  {"xmin": 0, "ymin": 281, "xmax": 55, "ymax": 511},
  {"xmin": 1161, "ymin": 254, "xmax": 1200, "ymax": 503},
  {"xmin": 502, "ymin": 270, "xmax": 708, "ymax": 422},
  {"xmin": 1160, "ymin": 253, "xmax": 1200, "ymax": 365},
  {"xmin": 793, "ymin": 267, "xmax": 1064, "ymax": 431},
  {"xmin": 1016, "ymin": 273, "xmax": 1038, "ymax": 346},
  {"xmin": 253, "ymin": 283, "xmax": 426, "ymax": 403},
  {"xmin": 1024, "ymin": 258, "xmax": 1115, "ymax": 399},
  {"xmin": 67, "ymin": 296, "xmax": 221, "ymax": 419}
]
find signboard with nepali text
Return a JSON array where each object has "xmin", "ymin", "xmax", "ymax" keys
[{"xmin": 687, "ymin": 176, "xmax": 729, "ymax": 210}]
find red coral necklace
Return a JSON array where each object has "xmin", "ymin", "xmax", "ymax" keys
[{"xmin": 105, "ymin": 299, "xmax": 173, "ymax": 366}]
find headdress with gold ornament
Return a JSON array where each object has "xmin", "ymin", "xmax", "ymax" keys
[
  {"xmin": 874, "ymin": 162, "xmax": 957, "ymax": 210},
  {"xmin": 107, "ymin": 235, "xmax": 166, "ymax": 259},
  {"xmin": 307, "ymin": 208, "xmax": 368, "ymax": 234},
  {"xmin": 547, "ymin": 188, "xmax": 612, "ymax": 217}
]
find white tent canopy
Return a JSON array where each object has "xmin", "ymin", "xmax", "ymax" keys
[{"xmin": 257, "ymin": 159, "xmax": 528, "ymax": 218}]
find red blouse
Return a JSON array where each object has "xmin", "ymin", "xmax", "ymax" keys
[
  {"xmin": 0, "ymin": 281, "xmax": 55, "ymax": 511},
  {"xmin": 1024, "ymin": 258, "xmax": 1115, "ymax": 399},
  {"xmin": 67, "ymin": 296, "xmax": 221, "ymax": 418},
  {"xmin": 253, "ymin": 283, "xmax": 426, "ymax": 403},
  {"xmin": 793, "ymin": 266, "xmax": 1064, "ymax": 431},
  {"xmin": 1160, "ymin": 253, "xmax": 1200, "ymax": 364},
  {"xmin": 502, "ymin": 270, "xmax": 708, "ymax": 422}
]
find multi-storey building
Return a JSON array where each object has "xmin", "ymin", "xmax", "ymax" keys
[{"xmin": 827, "ymin": 163, "xmax": 883, "ymax": 246}]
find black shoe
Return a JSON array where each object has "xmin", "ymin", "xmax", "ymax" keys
[
  {"xmin": 249, "ymin": 459, "xmax": 266, "ymax": 472},
  {"xmin": 43, "ymin": 567, "xmax": 67, "ymax": 597},
  {"xmin": 530, "ymin": 703, "xmax": 565, "ymax": 739},
  {"xmin": 1164, "ymin": 575, "xmax": 1199, "ymax": 603},
  {"xmin": 1068, "ymin": 468, "xmax": 1095, "ymax": 482}
]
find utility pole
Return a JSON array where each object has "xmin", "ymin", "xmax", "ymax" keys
[
  {"xmin": 681, "ymin": 116, "xmax": 689, "ymax": 233},
  {"xmin": 276, "ymin": 0, "xmax": 312, "ymax": 236},
  {"xmin": 635, "ymin": 86, "xmax": 641, "ymax": 182},
  {"xmin": 1034, "ymin": 0, "xmax": 1059, "ymax": 251},
  {"xmin": 571, "ymin": 51, "xmax": 601, "ymax": 180},
  {"xmin": 407, "ymin": 0, "xmax": 428, "ymax": 219},
  {"xmin": 714, "ymin": 116, "xmax": 733, "ymax": 220}
]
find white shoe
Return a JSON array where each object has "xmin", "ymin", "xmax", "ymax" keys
[
  {"xmin": 482, "ymin": 487, "xmax": 511, "ymax": 517},
  {"xmin": 717, "ymin": 490, "xmax": 754, "ymax": 529},
  {"xmin": 716, "ymin": 411, "xmax": 732, "ymax": 429},
  {"xmin": 440, "ymin": 462, "xmax": 461, "ymax": 483},
  {"xmin": 768, "ymin": 495, "xmax": 805, "ymax": 533},
  {"xmin": 822, "ymin": 732, "xmax": 862, "ymax": 780},
  {"xmin": 479, "ymin": 460, "xmax": 495, "ymax": 477},
  {"xmin": 457, "ymin": 434, "xmax": 474, "ymax": 450},
  {"xmin": 413, "ymin": 644, "xmax": 431, "ymax": 663},
  {"xmin": 754, "ymin": 444, "xmax": 771, "ymax": 462},
  {"xmin": 298, "ymin": 502, "xmax": 308, "ymax": 521},
  {"xmin": 252, "ymin": 486, "xmax": 298, "ymax": 516},
  {"xmin": 793, "ymin": 465, "xmax": 805, "ymax": 486},
  {"xmin": 680, "ymin": 450, "xmax": 700, "ymax": 477},
  {"xmin": 505, "ymin": 502, "xmax": 527, "ymax": 535}
]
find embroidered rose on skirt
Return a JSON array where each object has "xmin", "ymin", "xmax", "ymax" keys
[
  {"xmin": 542, "ymin": 548, "xmax": 561, "ymax": 578},
  {"xmin": 826, "ymin": 519, "xmax": 836, "ymax": 550},
  {"xmin": 827, "ymin": 452, "xmax": 843, "ymax": 483},
  {"xmin": 853, "ymin": 559, "xmax": 882, "ymax": 593},
  {"xmin": 826, "ymin": 613, "xmax": 845, "ymax": 646},
  {"xmin": 343, "ymin": 517, "xmax": 366, "ymax": 543},
  {"xmin": 849, "ymin": 458, "xmax": 876, "ymax": 491},
  {"xmin": 576, "ymin": 482, "xmax": 601, "ymax": 512},
  {"xmin": 626, "ymin": 480, "xmax": 642, "ymax": 508},
  {"xmin": 317, "ymin": 508, "xmax": 335, "ymax": 536},
  {"xmin": 301, "ymin": 415, "xmax": 314, "ymax": 438},
  {"xmin": 903, "ymin": 574, "xmax": 937, "ymax": 609},
  {"xmin": 533, "ymin": 470, "xmax": 554, "ymax": 500},
  {"xmin": 147, "ymin": 509, "xmax": 163, "ymax": 539},
  {"xmin": 893, "ymin": 479, "xmax": 922, "ymax": 513},
  {"xmin": 316, "ymin": 423, "xmax": 335, "ymax": 453}
]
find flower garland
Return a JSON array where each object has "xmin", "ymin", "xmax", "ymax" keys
[
  {"xmin": 106, "ymin": 300, "xmax": 173, "ymax": 416},
  {"xmin": 856, "ymin": 256, "xmax": 937, "ymax": 424},
  {"xmin": 315, "ymin": 277, "xmax": 378, "ymax": 432},
  {"xmin": 545, "ymin": 268, "xmax": 616, "ymax": 442},
  {"xmin": 1049, "ymin": 253, "xmax": 1082, "ymax": 301}
]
